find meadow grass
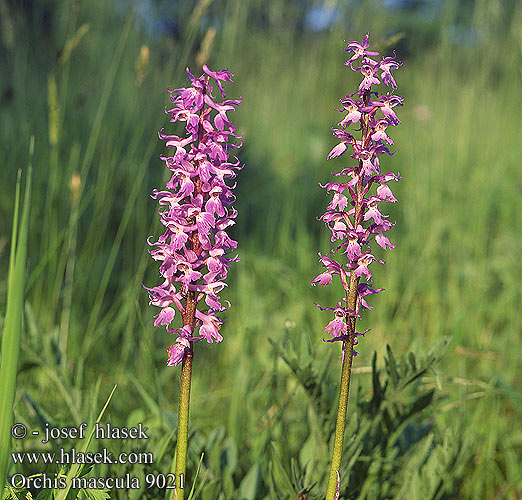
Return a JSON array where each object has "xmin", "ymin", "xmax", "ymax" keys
[
  {"xmin": 0, "ymin": 0, "xmax": 521, "ymax": 498},
  {"xmin": 0, "ymin": 164, "xmax": 31, "ymax": 494}
]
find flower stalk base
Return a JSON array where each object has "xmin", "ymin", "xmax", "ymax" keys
[
  {"xmin": 325, "ymin": 273, "xmax": 359, "ymax": 500},
  {"xmin": 173, "ymin": 345, "xmax": 193, "ymax": 500}
]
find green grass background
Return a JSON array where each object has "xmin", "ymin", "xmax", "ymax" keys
[{"xmin": 0, "ymin": 0, "xmax": 521, "ymax": 498}]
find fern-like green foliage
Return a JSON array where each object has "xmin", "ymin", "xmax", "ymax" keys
[{"xmin": 267, "ymin": 337, "xmax": 468, "ymax": 500}]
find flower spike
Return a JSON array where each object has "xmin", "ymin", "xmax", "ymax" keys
[
  {"xmin": 320, "ymin": 34, "xmax": 404, "ymax": 500},
  {"xmin": 147, "ymin": 67, "xmax": 243, "ymax": 365}
]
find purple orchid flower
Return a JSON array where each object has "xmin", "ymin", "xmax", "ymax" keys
[
  {"xmin": 313, "ymin": 33, "xmax": 403, "ymax": 356},
  {"xmin": 146, "ymin": 66, "xmax": 243, "ymax": 365},
  {"xmin": 325, "ymin": 307, "xmax": 349, "ymax": 338},
  {"xmin": 337, "ymin": 97, "xmax": 363, "ymax": 128},
  {"xmin": 327, "ymin": 129, "xmax": 355, "ymax": 159},
  {"xmin": 379, "ymin": 54, "xmax": 402, "ymax": 89},
  {"xmin": 370, "ymin": 117, "xmax": 394, "ymax": 144},
  {"xmin": 354, "ymin": 62, "xmax": 381, "ymax": 91},
  {"xmin": 343, "ymin": 32, "xmax": 380, "ymax": 64},
  {"xmin": 366, "ymin": 94, "xmax": 404, "ymax": 125}
]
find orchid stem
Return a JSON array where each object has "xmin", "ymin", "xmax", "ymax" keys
[
  {"xmin": 325, "ymin": 338, "xmax": 355, "ymax": 500},
  {"xmin": 173, "ymin": 292, "xmax": 197, "ymax": 500},
  {"xmin": 173, "ymin": 345, "xmax": 193, "ymax": 500},
  {"xmin": 325, "ymin": 273, "xmax": 359, "ymax": 500}
]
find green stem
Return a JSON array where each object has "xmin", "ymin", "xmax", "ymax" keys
[
  {"xmin": 171, "ymin": 283, "xmax": 198, "ymax": 500},
  {"xmin": 325, "ymin": 273, "xmax": 359, "ymax": 500},
  {"xmin": 324, "ymin": 339, "xmax": 355, "ymax": 500},
  {"xmin": 174, "ymin": 344, "xmax": 193, "ymax": 500}
]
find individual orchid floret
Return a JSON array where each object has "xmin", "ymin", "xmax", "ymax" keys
[
  {"xmin": 202, "ymin": 64, "xmax": 234, "ymax": 97},
  {"xmin": 167, "ymin": 341, "xmax": 188, "ymax": 367},
  {"xmin": 352, "ymin": 252, "xmax": 385, "ymax": 282},
  {"xmin": 379, "ymin": 54, "xmax": 401, "ymax": 89},
  {"xmin": 337, "ymin": 97, "xmax": 362, "ymax": 128},
  {"xmin": 354, "ymin": 62, "xmax": 381, "ymax": 91},
  {"xmin": 343, "ymin": 32, "xmax": 379, "ymax": 64},
  {"xmin": 312, "ymin": 252, "xmax": 343, "ymax": 287},
  {"xmin": 356, "ymin": 283, "xmax": 385, "ymax": 312},
  {"xmin": 327, "ymin": 129, "xmax": 355, "ymax": 159},
  {"xmin": 146, "ymin": 65, "xmax": 243, "ymax": 366},
  {"xmin": 369, "ymin": 94, "xmax": 404, "ymax": 125},
  {"xmin": 325, "ymin": 307, "xmax": 349, "ymax": 338},
  {"xmin": 370, "ymin": 118, "xmax": 394, "ymax": 144}
]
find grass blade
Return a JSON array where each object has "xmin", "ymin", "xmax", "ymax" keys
[
  {"xmin": 0, "ymin": 139, "xmax": 33, "ymax": 491},
  {"xmin": 54, "ymin": 384, "xmax": 117, "ymax": 500}
]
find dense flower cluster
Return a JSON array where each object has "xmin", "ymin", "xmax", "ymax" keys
[
  {"xmin": 146, "ymin": 65, "xmax": 242, "ymax": 366},
  {"xmin": 312, "ymin": 33, "xmax": 403, "ymax": 354}
]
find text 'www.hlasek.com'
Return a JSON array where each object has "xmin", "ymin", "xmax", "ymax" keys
[{"xmin": 9, "ymin": 422, "xmax": 184, "ymax": 491}]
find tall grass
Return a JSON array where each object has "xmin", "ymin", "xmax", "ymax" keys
[
  {"xmin": 0, "ymin": 0, "xmax": 521, "ymax": 498},
  {"xmin": 0, "ymin": 162, "xmax": 31, "ymax": 494}
]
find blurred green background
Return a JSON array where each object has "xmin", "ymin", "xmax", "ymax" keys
[{"xmin": 0, "ymin": 0, "xmax": 521, "ymax": 498}]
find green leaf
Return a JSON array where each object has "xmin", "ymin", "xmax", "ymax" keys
[
  {"xmin": 54, "ymin": 386, "xmax": 117, "ymax": 500},
  {"xmin": 0, "ymin": 159, "xmax": 32, "ymax": 493},
  {"xmin": 385, "ymin": 345, "xmax": 399, "ymax": 388},
  {"xmin": 220, "ymin": 437, "xmax": 238, "ymax": 474},
  {"xmin": 222, "ymin": 469, "xmax": 235, "ymax": 499},
  {"xmin": 269, "ymin": 443, "xmax": 295, "ymax": 497},
  {"xmin": 237, "ymin": 463, "xmax": 261, "ymax": 500},
  {"xmin": 82, "ymin": 488, "xmax": 110, "ymax": 500},
  {"xmin": 407, "ymin": 352, "xmax": 417, "ymax": 372},
  {"xmin": 409, "ymin": 390, "xmax": 435, "ymax": 418},
  {"xmin": 34, "ymin": 490, "xmax": 52, "ymax": 500},
  {"xmin": 186, "ymin": 452, "xmax": 205, "ymax": 500}
]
